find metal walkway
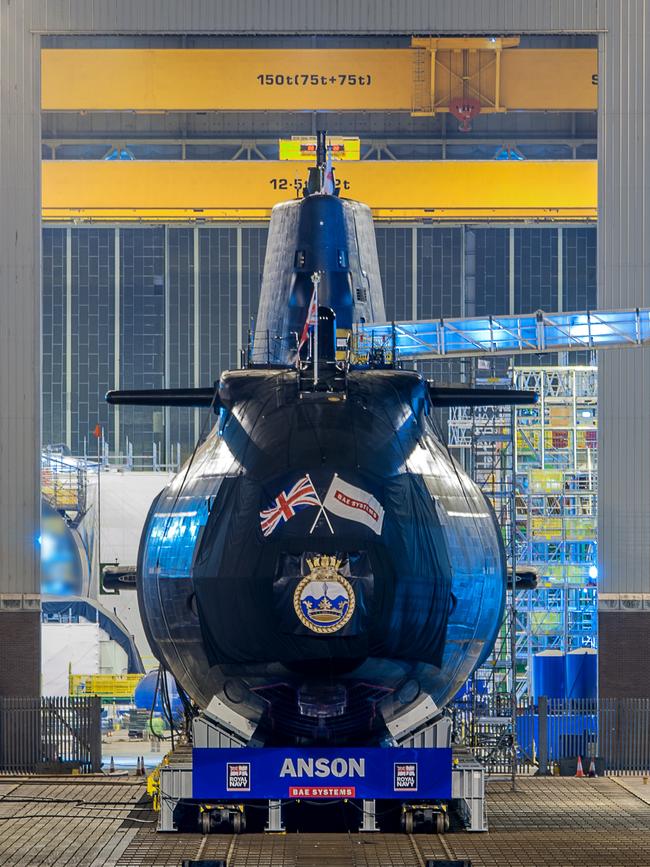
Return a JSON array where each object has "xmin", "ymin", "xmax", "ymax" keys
[{"xmin": 2, "ymin": 776, "xmax": 650, "ymax": 866}]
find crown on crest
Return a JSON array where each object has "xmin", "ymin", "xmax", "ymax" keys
[{"xmin": 306, "ymin": 555, "xmax": 342, "ymax": 572}]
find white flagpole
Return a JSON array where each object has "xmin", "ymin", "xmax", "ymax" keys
[
  {"xmin": 307, "ymin": 472, "xmax": 334, "ymax": 535},
  {"xmin": 312, "ymin": 271, "xmax": 320, "ymax": 386}
]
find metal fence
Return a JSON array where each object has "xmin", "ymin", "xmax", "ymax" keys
[
  {"xmin": 452, "ymin": 694, "xmax": 519, "ymax": 776},
  {"xmin": 0, "ymin": 697, "xmax": 102, "ymax": 774},
  {"xmin": 597, "ymin": 698, "xmax": 650, "ymax": 774},
  {"xmin": 453, "ymin": 696, "xmax": 650, "ymax": 776}
]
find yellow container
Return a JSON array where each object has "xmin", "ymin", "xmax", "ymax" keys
[
  {"xmin": 530, "ymin": 470, "xmax": 563, "ymax": 493},
  {"xmin": 69, "ymin": 673, "xmax": 143, "ymax": 699}
]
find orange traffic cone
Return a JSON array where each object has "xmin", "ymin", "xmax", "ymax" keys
[
  {"xmin": 109, "ymin": 756, "xmax": 115, "ymax": 774},
  {"xmin": 575, "ymin": 755, "xmax": 585, "ymax": 777},
  {"xmin": 588, "ymin": 758, "xmax": 597, "ymax": 778}
]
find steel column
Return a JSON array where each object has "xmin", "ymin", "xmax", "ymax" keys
[
  {"xmin": 236, "ymin": 226, "xmax": 243, "ymax": 364},
  {"xmin": 411, "ymin": 225, "xmax": 418, "ymax": 320},
  {"xmin": 113, "ymin": 228, "xmax": 121, "ymax": 455},
  {"xmin": 65, "ymin": 227, "xmax": 72, "ymax": 450},
  {"xmin": 508, "ymin": 228, "xmax": 515, "ymax": 315},
  {"xmin": 164, "ymin": 226, "xmax": 171, "ymax": 463},
  {"xmin": 557, "ymin": 227, "xmax": 568, "ymax": 365},
  {"xmin": 193, "ymin": 226, "xmax": 201, "ymax": 441}
]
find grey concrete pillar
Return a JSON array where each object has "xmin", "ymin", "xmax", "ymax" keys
[
  {"xmin": 0, "ymin": 4, "xmax": 41, "ymax": 696},
  {"xmin": 597, "ymin": 7, "xmax": 650, "ymax": 698}
]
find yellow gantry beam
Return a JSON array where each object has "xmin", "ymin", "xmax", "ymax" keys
[
  {"xmin": 41, "ymin": 45, "xmax": 598, "ymax": 113},
  {"xmin": 41, "ymin": 160, "xmax": 597, "ymax": 222}
]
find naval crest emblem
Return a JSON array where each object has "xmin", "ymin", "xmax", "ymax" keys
[{"xmin": 293, "ymin": 556, "xmax": 355, "ymax": 634}]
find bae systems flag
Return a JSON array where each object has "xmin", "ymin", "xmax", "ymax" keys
[{"xmin": 323, "ymin": 475, "xmax": 385, "ymax": 535}]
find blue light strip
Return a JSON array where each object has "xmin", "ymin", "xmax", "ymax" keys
[{"xmin": 355, "ymin": 308, "xmax": 650, "ymax": 360}]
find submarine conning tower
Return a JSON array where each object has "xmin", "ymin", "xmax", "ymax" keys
[{"xmin": 252, "ymin": 157, "xmax": 386, "ymax": 367}]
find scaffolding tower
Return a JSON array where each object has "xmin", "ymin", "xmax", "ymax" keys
[
  {"xmin": 448, "ymin": 365, "xmax": 598, "ymax": 698},
  {"xmin": 448, "ymin": 365, "xmax": 522, "ymax": 700}
]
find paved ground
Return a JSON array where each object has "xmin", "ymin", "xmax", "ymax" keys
[
  {"xmin": 1, "ymin": 775, "xmax": 650, "ymax": 866},
  {"xmin": 609, "ymin": 774, "xmax": 650, "ymax": 805},
  {"xmin": 0, "ymin": 777, "xmax": 147, "ymax": 866},
  {"xmin": 419, "ymin": 777, "xmax": 650, "ymax": 867},
  {"xmin": 102, "ymin": 732, "xmax": 165, "ymax": 774}
]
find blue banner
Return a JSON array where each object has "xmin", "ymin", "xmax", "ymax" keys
[{"xmin": 192, "ymin": 746, "xmax": 452, "ymax": 800}]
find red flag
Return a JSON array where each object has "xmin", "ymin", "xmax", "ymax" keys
[
  {"xmin": 296, "ymin": 283, "xmax": 318, "ymax": 358},
  {"xmin": 93, "ymin": 424, "xmax": 102, "ymax": 439},
  {"xmin": 321, "ymin": 145, "xmax": 335, "ymax": 195}
]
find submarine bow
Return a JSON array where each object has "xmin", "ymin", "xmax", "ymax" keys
[
  {"xmin": 136, "ymin": 367, "xmax": 506, "ymax": 743},
  {"xmin": 108, "ymin": 137, "xmax": 525, "ymax": 745}
]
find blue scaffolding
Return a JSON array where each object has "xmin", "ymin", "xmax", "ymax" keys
[{"xmin": 448, "ymin": 365, "xmax": 598, "ymax": 697}]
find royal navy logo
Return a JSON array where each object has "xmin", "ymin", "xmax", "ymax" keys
[
  {"xmin": 226, "ymin": 762, "xmax": 251, "ymax": 792},
  {"xmin": 293, "ymin": 556, "xmax": 355, "ymax": 634},
  {"xmin": 394, "ymin": 762, "xmax": 418, "ymax": 791}
]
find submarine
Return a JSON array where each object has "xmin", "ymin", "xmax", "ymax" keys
[{"xmin": 107, "ymin": 133, "xmax": 537, "ymax": 746}]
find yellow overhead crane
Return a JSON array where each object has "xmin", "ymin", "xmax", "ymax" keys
[
  {"xmin": 41, "ymin": 160, "xmax": 597, "ymax": 222},
  {"xmin": 41, "ymin": 39, "xmax": 597, "ymax": 114}
]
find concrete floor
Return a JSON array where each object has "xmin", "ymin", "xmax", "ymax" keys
[
  {"xmin": 1, "ymin": 776, "xmax": 650, "ymax": 866},
  {"xmin": 102, "ymin": 732, "xmax": 166, "ymax": 774},
  {"xmin": 607, "ymin": 775, "xmax": 650, "ymax": 805}
]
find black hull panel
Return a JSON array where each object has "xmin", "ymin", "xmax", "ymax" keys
[{"xmin": 138, "ymin": 369, "xmax": 505, "ymax": 744}]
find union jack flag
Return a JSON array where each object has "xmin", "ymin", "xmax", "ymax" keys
[{"xmin": 260, "ymin": 475, "xmax": 321, "ymax": 537}]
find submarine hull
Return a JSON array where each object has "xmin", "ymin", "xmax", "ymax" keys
[{"xmin": 137, "ymin": 368, "xmax": 505, "ymax": 745}]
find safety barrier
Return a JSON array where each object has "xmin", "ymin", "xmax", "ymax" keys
[
  {"xmin": 0, "ymin": 696, "xmax": 102, "ymax": 774},
  {"xmin": 453, "ymin": 695, "xmax": 650, "ymax": 776}
]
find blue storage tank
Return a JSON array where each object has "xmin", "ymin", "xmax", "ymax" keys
[
  {"xmin": 134, "ymin": 670, "xmax": 183, "ymax": 720},
  {"xmin": 565, "ymin": 648, "xmax": 598, "ymax": 700},
  {"xmin": 533, "ymin": 650, "xmax": 566, "ymax": 701}
]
